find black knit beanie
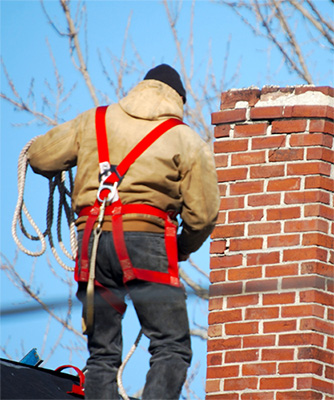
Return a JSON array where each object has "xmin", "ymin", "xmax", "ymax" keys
[{"xmin": 144, "ymin": 64, "xmax": 187, "ymax": 104}]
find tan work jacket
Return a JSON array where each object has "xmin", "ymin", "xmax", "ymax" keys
[{"xmin": 28, "ymin": 80, "xmax": 220, "ymax": 255}]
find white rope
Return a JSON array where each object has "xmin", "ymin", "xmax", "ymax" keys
[
  {"xmin": 12, "ymin": 137, "xmax": 77, "ymax": 271},
  {"xmin": 117, "ymin": 329, "xmax": 143, "ymax": 400},
  {"xmin": 13, "ymin": 138, "xmax": 141, "ymax": 396}
]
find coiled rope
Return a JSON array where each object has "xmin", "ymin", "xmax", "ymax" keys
[
  {"xmin": 12, "ymin": 137, "xmax": 77, "ymax": 270},
  {"xmin": 12, "ymin": 138, "xmax": 141, "ymax": 400}
]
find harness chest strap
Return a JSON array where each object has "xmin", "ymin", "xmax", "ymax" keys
[{"xmin": 76, "ymin": 107, "xmax": 184, "ymax": 296}]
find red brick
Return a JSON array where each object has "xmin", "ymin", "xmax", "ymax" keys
[
  {"xmin": 284, "ymin": 105, "xmax": 334, "ymax": 119},
  {"xmin": 295, "ymin": 86, "xmax": 334, "ymax": 96},
  {"xmin": 207, "ymin": 353, "xmax": 223, "ymax": 366},
  {"xmin": 272, "ymin": 119, "xmax": 307, "ymax": 134},
  {"xmin": 327, "ymin": 336, "xmax": 334, "ymax": 351},
  {"xmin": 225, "ymin": 321, "xmax": 259, "ymax": 336},
  {"xmin": 230, "ymin": 180, "xmax": 264, "ymax": 195},
  {"xmin": 243, "ymin": 362, "xmax": 276, "ymax": 376},
  {"xmin": 211, "ymin": 254, "xmax": 243, "ymax": 269},
  {"xmin": 224, "ymin": 377, "xmax": 258, "ymax": 391},
  {"xmin": 248, "ymin": 193, "xmax": 281, "ymax": 207},
  {"xmin": 268, "ymin": 148, "xmax": 304, "ymax": 162},
  {"xmin": 309, "ymin": 120, "xmax": 334, "ymax": 135},
  {"xmin": 302, "ymin": 232, "xmax": 334, "ymax": 249},
  {"xmin": 220, "ymin": 196, "xmax": 244, "ymax": 210},
  {"xmin": 208, "ymin": 297, "xmax": 223, "ymax": 311},
  {"xmin": 211, "ymin": 224, "xmax": 245, "ymax": 239},
  {"xmin": 217, "ymin": 167, "xmax": 248, "ymax": 182},
  {"xmin": 228, "ymin": 266, "xmax": 262, "ymax": 281},
  {"xmin": 205, "ymin": 379, "xmax": 220, "ymax": 393},
  {"xmin": 226, "ymin": 294, "xmax": 259, "ymax": 308},
  {"xmin": 277, "ymin": 391, "xmax": 322, "ymax": 400},
  {"xmin": 282, "ymin": 275, "xmax": 326, "ymax": 290},
  {"xmin": 265, "ymin": 263, "xmax": 299, "ymax": 277},
  {"xmin": 250, "ymin": 106, "xmax": 284, "ymax": 120},
  {"xmin": 209, "ymin": 282, "xmax": 243, "ymax": 297},
  {"xmin": 283, "ymin": 247, "xmax": 328, "ymax": 262},
  {"xmin": 279, "ymin": 332, "xmax": 324, "ymax": 347},
  {"xmin": 287, "ymin": 161, "xmax": 331, "ymax": 176},
  {"xmin": 218, "ymin": 183, "xmax": 227, "ymax": 196},
  {"xmin": 260, "ymin": 377, "xmax": 294, "ymax": 390},
  {"xmin": 263, "ymin": 292, "xmax": 296, "ymax": 305},
  {"xmin": 208, "ymin": 325, "xmax": 222, "ymax": 338},
  {"xmin": 242, "ymin": 392, "xmax": 275, "ymax": 400},
  {"xmin": 285, "ymin": 190, "xmax": 330, "ymax": 205},
  {"xmin": 225, "ymin": 349, "xmax": 259, "ymax": 363},
  {"xmin": 250, "ymin": 164, "xmax": 284, "ymax": 179},
  {"xmin": 305, "ymin": 176, "xmax": 334, "ymax": 192},
  {"xmin": 267, "ymin": 177, "xmax": 301, "ymax": 192},
  {"xmin": 279, "ymin": 361, "xmax": 323, "ymax": 375},
  {"xmin": 246, "ymin": 307, "xmax": 279, "ymax": 320},
  {"xmin": 209, "ymin": 309, "xmax": 242, "ymax": 325},
  {"xmin": 298, "ymin": 347, "xmax": 333, "ymax": 364},
  {"xmin": 262, "ymin": 348, "xmax": 294, "ymax": 361},
  {"xmin": 230, "ymin": 237, "xmax": 264, "ymax": 251},
  {"xmin": 248, "ymin": 222, "xmax": 281, "ymax": 236},
  {"xmin": 210, "ymin": 267, "xmax": 224, "ymax": 280},
  {"xmin": 290, "ymin": 132, "xmax": 333, "ymax": 147},
  {"xmin": 207, "ymin": 337, "xmax": 242, "ymax": 352},
  {"xmin": 232, "ymin": 151, "xmax": 266, "ymax": 166},
  {"xmin": 247, "ymin": 252, "xmax": 280, "ymax": 266},
  {"xmin": 220, "ymin": 88, "xmax": 261, "ymax": 110},
  {"xmin": 282, "ymin": 304, "xmax": 325, "ymax": 319},
  {"xmin": 267, "ymin": 206, "xmax": 301, "ymax": 220},
  {"xmin": 206, "ymin": 394, "xmax": 239, "ymax": 400},
  {"xmin": 210, "ymin": 240, "xmax": 227, "ymax": 254},
  {"xmin": 285, "ymin": 219, "xmax": 329, "ymax": 234},
  {"xmin": 214, "ymin": 154, "xmax": 228, "ymax": 167},
  {"xmin": 307, "ymin": 147, "xmax": 334, "ymax": 163},
  {"xmin": 207, "ymin": 365, "xmax": 239, "ymax": 378},
  {"xmin": 214, "ymin": 124, "xmax": 230, "ymax": 138},
  {"xmin": 297, "ymin": 377, "xmax": 334, "ymax": 395},
  {"xmin": 325, "ymin": 365, "xmax": 334, "ymax": 380},
  {"xmin": 216, "ymin": 211, "xmax": 226, "ymax": 224},
  {"xmin": 245, "ymin": 279, "xmax": 278, "ymax": 293},
  {"xmin": 252, "ymin": 135, "xmax": 286, "ymax": 150},
  {"xmin": 267, "ymin": 234, "xmax": 300, "ymax": 248},
  {"xmin": 214, "ymin": 138, "xmax": 248, "ymax": 153},
  {"xmin": 243, "ymin": 335, "xmax": 276, "ymax": 348},
  {"xmin": 212, "ymin": 109, "xmax": 247, "ymax": 124},
  {"xmin": 234, "ymin": 123, "xmax": 268, "ymax": 137},
  {"xmin": 300, "ymin": 318, "xmax": 334, "ymax": 336},
  {"xmin": 300, "ymin": 289, "xmax": 334, "ymax": 307},
  {"xmin": 229, "ymin": 209, "xmax": 264, "ymax": 223},
  {"xmin": 304, "ymin": 204, "xmax": 334, "ymax": 220},
  {"xmin": 263, "ymin": 319, "xmax": 297, "ymax": 333}
]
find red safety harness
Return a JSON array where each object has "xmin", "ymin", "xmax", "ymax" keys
[{"xmin": 75, "ymin": 106, "xmax": 184, "ymax": 311}]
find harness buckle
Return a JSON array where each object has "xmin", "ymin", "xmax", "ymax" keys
[{"xmin": 97, "ymin": 181, "xmax": 119, "ymax": 203}]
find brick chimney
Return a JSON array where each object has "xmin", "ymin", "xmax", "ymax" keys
[{"xmin": 207, "ymin": 86, "xmax": 334, "ymax": 400}]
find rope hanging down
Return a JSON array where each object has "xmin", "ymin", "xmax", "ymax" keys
[{"xmin": 12, "ymin": 137, "xmax": 77, "ymax": 271}]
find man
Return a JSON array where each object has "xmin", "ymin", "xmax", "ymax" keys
[{"xmin": 28, "ymin": 64, "xmax": 220, "ymax": 399}]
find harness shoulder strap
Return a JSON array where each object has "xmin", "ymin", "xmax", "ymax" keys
[{"xmin": 95, "ymin": 105, "xmax": 184, "ymax": 186}]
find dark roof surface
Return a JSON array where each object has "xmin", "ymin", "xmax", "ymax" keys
[{"xmin": 1, "ymin": 358, "xmax": 81, "ymax": 399}]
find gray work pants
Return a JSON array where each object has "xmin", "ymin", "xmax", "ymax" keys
[{"xmin": 77, "ymin": 230, "xmax": 192, "ymax": 400}]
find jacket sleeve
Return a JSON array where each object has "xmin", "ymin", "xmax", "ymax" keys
[
  {"xmin": 178, "ymin": 141, "xmax": 220, "ymax": 256},
  {"xmin": 27, "ymin": 116, "xmax": 80, "ymax": 179}
]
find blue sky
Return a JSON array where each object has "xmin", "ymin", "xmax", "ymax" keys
[{"xmin": 1, "ymin": 0, "xmax": 333, "ymax": 398}]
